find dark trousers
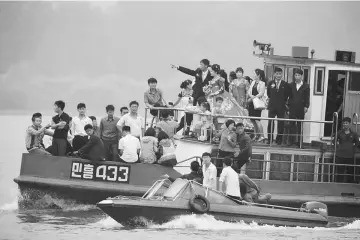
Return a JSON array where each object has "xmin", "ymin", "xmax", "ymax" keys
[
  {"xmin": 176, "ymin": 113, "xmax": 193, "ymax": 133},
  {"xmin": 232, "ymin": 154, "xmax": 250, "ymax": 173},
  {"xmin": 216, "ymin": 150, "xmax": 235, "ymax": 176},
  {"xmin": 72, "ymin": 135, "xmax": 89, "ymax": 151},
  {"xmin": 335, "ymin": 157, "xmax": 354, "ymax": 183},
  {"xmin": 193, "ymin": 94, "xmax": 203, "ymax": 106},
  {"xmin": 52, "ymin": 138, "xmax": 67, "ymax": 156},
  {"xmin": 289, "ymin": 114, "xmax": 304, "ymax": 145},
  {"xmin": 268, "ymin": 109, "xmax": 285, "ymax": 143},
  {"xmin": 102, "ymin": 139, "xmax": 118, "ymax": 162}
]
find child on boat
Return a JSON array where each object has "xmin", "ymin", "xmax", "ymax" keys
[{"xmin": 185, "ymin": 101, "xmax": 213, "ymax": 141}]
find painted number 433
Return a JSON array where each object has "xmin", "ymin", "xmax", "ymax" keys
[{"xmin": 95, "ymin": 165, "xmax": 129, "ymax": 182}]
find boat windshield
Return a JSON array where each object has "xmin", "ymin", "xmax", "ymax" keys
[
  {"xmin": 143, "ymin": 179, "xmax": 172, "ymax": 200},
  {"xmin": 163, "ymin": 178, "xmax": 188, "ymax": 200}
]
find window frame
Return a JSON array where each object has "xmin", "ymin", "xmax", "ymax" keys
[{"xmin": 314, "ymin": 67, "xmax": 325, "ymax": 95}]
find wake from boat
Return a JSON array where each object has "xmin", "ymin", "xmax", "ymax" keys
[
  {"xmin": 96, "ymin": 214, "xmax": 360, "ymax": 231},
  {"xmin": 0, "ymin": 195, "xmax": 96, "ymax": 212}
]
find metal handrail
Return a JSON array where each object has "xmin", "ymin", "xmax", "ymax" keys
[
  {"xmin": 176, "ymin": 156, "xmax": 202, "ymax": 165},
  {"xmin": 353, "ymin": 113, "xmax": 359, "ymax": 132},
  {"xmin": 331, "ymin": 112, "xmax": 339, "ymax": 182},
  {"xmin": 144, "ymin": 106, "xmax": 334, "ymax": 124}
]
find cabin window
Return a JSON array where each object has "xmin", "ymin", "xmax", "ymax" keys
[
  {"xmin": 348, "ymin": 71, "xmax": 360, "ymax": 91},
  {"xmin": 286, "ymin": 66, "xmax": 297, "ymax": 83},
  {"xmin": 265, "ymin": 64, "xmax": 273, "ymax": 84},
  {"xmin": 314, "ymin": 67, "xmax": 325, "ymax": 95},
  {"xmin": 302, "ymin": 67, "xmax": 310, "ymax": 84}
]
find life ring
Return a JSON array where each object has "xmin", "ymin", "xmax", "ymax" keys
[{"xmin": 189, "ymin": 194, "xmax": 210, "ymax": 213}]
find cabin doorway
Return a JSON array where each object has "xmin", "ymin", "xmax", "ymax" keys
[
  {"xmin": 324, "ymin": 70, "xmax": 346, "ymax": 136},
  {"xmin": 343, "ymin": 71, "xmax": 360, "ymax": 134}
]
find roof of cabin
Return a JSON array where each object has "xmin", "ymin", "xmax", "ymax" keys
[{"xmin": 253, "ymin": 53, "xmax": 360, "ymax": 68}]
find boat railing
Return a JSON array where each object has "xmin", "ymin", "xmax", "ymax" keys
[
  {"xmin": 144, "ymin": 107, "xmax": 339, "ymax": 152},
  {"xmin": 212, "ymin": 156, "xmax": 360, "ymax": 183},
  {"xmin": 353, "ymin": 113, "xmax": 359, "ymax": 133},
  {"xmin": 176, "ymin": 156, "xmax": 202, "ymax": 165}
]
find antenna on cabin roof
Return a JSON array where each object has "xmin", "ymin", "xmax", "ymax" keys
[
  {"xmin": 311, "ymin": 49, "xmax": 315, "ymax": 59},
  {"xmin": 253, "ymin": 40, "xmax": 272, "ymax": 55}
]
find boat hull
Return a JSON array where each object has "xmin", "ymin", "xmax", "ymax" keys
[
  {"xmin": 14, "ymin": 153, "xmax": 182, "ymax": 206},
  {"xmin": 97, "ymin": 199, "xmax": 328, "ymax": 228}
]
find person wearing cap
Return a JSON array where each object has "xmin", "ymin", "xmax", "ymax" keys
[
  {"xmin": 170, "ymin": 59, "xmax": 213, "ymax": 106},
  {"xmin": 334, "ymin": 117, "xmax": 359, "ymax": 183},
  {"xmin": 288, "ymin": 68, "xmax": 310, "ymax": 147},
  {"xmin": 267, "ymin": 67, "xmax": 292, "ymax": 145}
]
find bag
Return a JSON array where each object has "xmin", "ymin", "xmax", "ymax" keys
[{"xmin": 253, "ymin": 97, "xmax": 266, "ymax": 110}]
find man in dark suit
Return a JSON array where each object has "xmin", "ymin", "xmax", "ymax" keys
[
  {"xmin": 288, "ymin": 68, "xmax": 310, "ymax": 146},
  {"xmin": 267, "ymin": 67, "xmax": 292, "ymax": 145},
  {"xmin": 74, "ymin": 124, "xmax": 105, "ymax": 162},
  {"xmin": 171, "ymin": 59, "xmax": 213, "ymax": 106}
]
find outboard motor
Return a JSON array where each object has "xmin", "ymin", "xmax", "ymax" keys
[{"xmin": 300, "ymin": 201, "xmax": 328, "ymax": 219}]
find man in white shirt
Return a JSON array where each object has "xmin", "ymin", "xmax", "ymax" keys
[
  {"xmin": 219, "ymin": 157, "xmax": 241, "ymax": 201},
  {"xmin": 201, "ymin": 152, "xmax": 217, "ymax": 190},
  {"xmin": 117, "ymin": 101, "xmax": 144, "ymax": 139},
  {"xmin": 71, "ymin": 103, "xmax": 93, "ymax": 151},
  {"xmin": 118, "ymin": 125, "xmax": 141, "ymax": 163}
]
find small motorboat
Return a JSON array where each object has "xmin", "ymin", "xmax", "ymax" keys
[{"xmin": 97, "ymin": 178, "xmax": 329, "ymax": 228}]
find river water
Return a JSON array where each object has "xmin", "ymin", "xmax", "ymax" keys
[{"xmin": 0, "ymin": 115, "xmax": 359, "ymax": 239}]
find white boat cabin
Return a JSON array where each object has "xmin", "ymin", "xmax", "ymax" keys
[{"xmin": 254, "ymin": 46, "xmax": 360, "ymax": 143}]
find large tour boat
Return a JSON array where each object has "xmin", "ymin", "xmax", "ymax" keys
[{"xmin": 14, "ymin": 41, "xmax": 360, "ymax": 218}]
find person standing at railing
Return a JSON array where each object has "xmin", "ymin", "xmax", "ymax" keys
[
  {"xmin": 247, "ymin": 69, "xmax": 266, "ymax": 142},
  {"xmin": 334, "ymin": 117, "xmax": 359, "ymax": 183},
  {"xmin": 170, "ymin": 59, "xmax": 213, "ymax": 106},
  {"xmin": 288, "ymin": 68, "xmax": 310, "ymax": 147},
  {"xmin": 217, "ymin": 119, "xmax": 237, "ymax": 158},
  {"xmin": 173, "ymin": 79, "xmax": 194, "ymax": 135},
  {"xmin": 266, "ymin": 67, "xmax": 292, "ymax": 145},
  {"xmin": 230, "ymin": 67, "xmax": 250, "ymax": 109},
  {"xmin": 202, "ymin": 152, "xmax": 217, "ymax": 190},
  {"xmin": 233, "ymin": 122, "xmax": 252, "ymax": 173}
]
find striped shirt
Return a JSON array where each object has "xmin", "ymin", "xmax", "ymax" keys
[{"xmin": 25, "ymin": 125, "xmax": 47, "ymax": 150}]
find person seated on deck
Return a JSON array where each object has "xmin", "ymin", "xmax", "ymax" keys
[
  {"xmin": 238, "ymin": 173, "xmax": 271, "ymax": 203},
  {"xmin": 26, "ymin": 113, "xmax": 52, "ymax": 155},
  {"xmin": 73, "ymin": 124, "xmax": 105, "ymax": 162},
  {"xmin": 89, "ymin": 116, "xmax": 100, "ymax": 138},
  {"xmin": 156, "ymin": 130, "xmax": 177, "ymax": 167},
  {"xmin": 140, "ymin": 127, "xmax": 158, "ymax": 164},
  {"xmin": 118, "ymin": 125, "xmax": 141, "ymax": 163},
  {"xmin": 219, "ymin": 157, "xmax": 241, "ymax": 201},
  {"xmin": 156, "ymin": 110, "xmax": 178, "ymax": 139},
  {"xmin": 195, "ymin": 102, "xmax": 213, "ymax": 141},
  {"xmin": 184, "ymin": 101, "xmax": 212, "ymax": 140},
  {"xmin": 212, "ymin": 96, "xmax": 226, "ymax": 131},
  {"xmin": 176, "ymin": 96, "xmax": 207, "ymax": 136},
  {"xmin": 167, "ymin": 102, "xmax": 176, "ymax": 121},
  {"xmin": 162, "ymin": 161, "xmax": 202, "ymax": 184}
]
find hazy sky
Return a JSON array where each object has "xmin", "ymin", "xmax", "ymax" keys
[{"xmin": 1, "ymin": 1, "xmax": 360, "ymax": 116}]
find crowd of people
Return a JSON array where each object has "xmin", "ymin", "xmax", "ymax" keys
[{"xmin": 24, "ymin": 57, "xmax": 359, "ymax": 184}]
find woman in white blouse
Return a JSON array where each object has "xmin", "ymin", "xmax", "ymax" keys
[{"xmin": 247, "ymin": 69, "xmax": 266, "ymax": 142}]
